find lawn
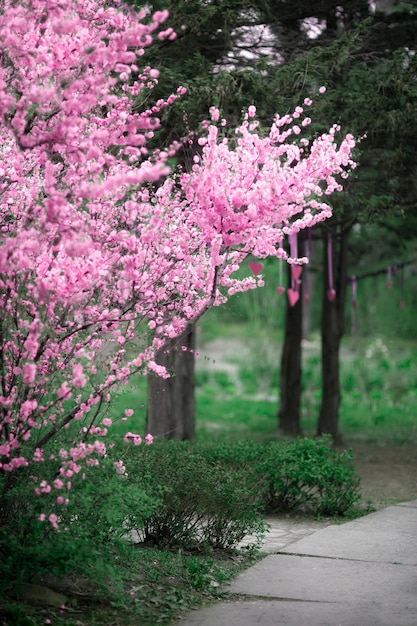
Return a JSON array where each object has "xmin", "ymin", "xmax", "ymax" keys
[{"xmin": 108, "ymin": 323, "xmax": 417, "ymax": 448}]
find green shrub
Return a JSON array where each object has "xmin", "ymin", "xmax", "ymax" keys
[
  {"xmin": 194, "ymin": 437, "xmax": 361, "ymax": 517},
  {"xmin": 0, "ymin": 449, "xmax": 158, "ymax": 595},
  {"xmin": 257, "ymin": 437, "xmax": 361, "ymax": 515},
  {"xmin": 123, "ymin": 440, "xmax": 266, "ymax": 550}
]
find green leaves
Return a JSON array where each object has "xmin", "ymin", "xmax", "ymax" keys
[
  {"xmin": 124, "ymin": 440, "xmax": 266, "ymax": 549},
  {"xmin": 202, "ymin": 436, "xmax": 361, "ymax": 516}
]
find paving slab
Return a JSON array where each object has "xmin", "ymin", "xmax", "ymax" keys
[
  {"xmin": 176, "ymin": 501, "xmax": 417, "ymax": 626},
  {"xmin": 176, "ymin": 598, "xmax": 417, "ymax": 626},
  {"xmin": 227, "ymin": 553, "xmax": 417, "ymax": 606},
  {"xmin": 279, "ymin": 503, "xmax": 417, "ymax": 565},
  {"xmin": 239, "ymin": 515, "xmax": 332, "ymax": 552}
]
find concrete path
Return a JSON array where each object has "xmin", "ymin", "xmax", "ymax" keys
[{"xmin": 176, "ymin": 500, "xmax": 417, "ymax": 626}]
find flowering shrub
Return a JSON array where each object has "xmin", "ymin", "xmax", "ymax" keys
[{"xmin": 0, "ymin": 0, "xmax": 356, "ymax": 530}]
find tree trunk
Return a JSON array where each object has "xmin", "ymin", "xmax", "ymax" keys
[
  {"xmin": 146, "ymin": 325, "xmax": 195, "ymax": 440},
  {"xmin": 278, "ymin": 265, "xmax": 303, "ymax": 436},
  {"xmin": 317, "ymin": 224, "xmax": 351, "ymax": 444}
]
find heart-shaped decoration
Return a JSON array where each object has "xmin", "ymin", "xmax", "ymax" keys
[
  {"xmin": 304, "ymin": 294, "xmax": 310, "ymax": 303},
  {"xmin": 277, "ymin": 286, "xmax": 285, "ymax": 295},
  {"xmin": 327, "ymin": 288, "xmax": 336, "ymax": 301},
  {"xmin": 291, "ymin": 265, "xmax": 303, "ymax": 281},
  {"xmin": 249, "ymin": 261, "xmax": 263, "ymax": 276},
  {"xmin": 287, "ymin": 288, "xmax": 299, "ymax": 307}
]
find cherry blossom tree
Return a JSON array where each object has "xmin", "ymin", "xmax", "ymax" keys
[{"xmin": 0, "ymin": 0, "xmax": 356, "ymax": 525}]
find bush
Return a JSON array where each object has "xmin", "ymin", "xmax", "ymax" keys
[
  {"xmin": 194, "ymin": 437, "xmax": 361, "ymax": 517},
  {"xmin": 120, "ymin": 437, "xmax": 360, "ymax": 553},
  {"xmin": 123, "ymin": 440, "xmax": 266, "ymax": 550},
  {"xmin": 0, "ymin": 450, "xmax": 159, "ymax": 596},
  {"xmin": 257, "ymin": 437, "xmax": 361, "ymax": 516}
]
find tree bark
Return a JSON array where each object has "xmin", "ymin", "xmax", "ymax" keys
[
  {"xmin": 278, "ymin": 265, "xmax": 303, "ymax": 436},
  {"xmin": 146, "ymin": 325, "xmax": 195, "ymax": 440},
  {"xmin": 317, "ymin": 224, "xmax": 351, "ymax": 444}
]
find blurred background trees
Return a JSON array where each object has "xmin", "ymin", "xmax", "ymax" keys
[{"xmin": 128, "ymin": 0, "xmax": 417, "ymax": 441}]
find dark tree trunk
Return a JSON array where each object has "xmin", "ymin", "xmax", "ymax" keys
[
  {"xmin": 317, "ymin": 224, "xmax": 351, "ymax": 444},
  {"xmin": 278, "ymin": 265, "xmax": 303, "ymax": 436},
  {"xmin": 146, "ymin": 325, "xmax": 195, "ymax": 440}
]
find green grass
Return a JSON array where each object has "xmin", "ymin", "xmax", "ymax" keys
[
  {"xmin": 196, "ymin": 393, "xmax": 277, "ymax": 440},
  {"xmin": 194, "ymin": 329, "xmax": 417, "ymax": 446},
  {"xmin": 1, "ymin": 548, "xmax": 256, "ymax": 626},
  {"xmin": 104, "ymin": 330, "xmax": 417, "ymax": 446}
]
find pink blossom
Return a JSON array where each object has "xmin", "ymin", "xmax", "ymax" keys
[
  {"xmin": 48, "ymin": 514, "xmax": 59, "ymax": 530},
  {"xmin": 33, "ymin": 448, "xmax": 43, "ymax": 462},
  {"xmin": 72, "ymin": 364, "xmax": 86, "ymax": 388},
  {"xmin": 209, "ymin": 106, "xmax": 220, "ymax": 122},
  {"xmin": 22, "ymin": 363, "xmax": 37, "ymax": 385},
  {"xmin": 58, "ymin": 383, "xmax": 71, "ymax": 399},
  {"xmin": 114, "ymin": 460, "xmax": 127, "ymax": 475},
  {"xmin": 124, "ymin": 432, "xmax": 142, "ymax": 445},
  {"xmin": 19, "ymin": 400, "xmax": 38, "ymax": 420}
]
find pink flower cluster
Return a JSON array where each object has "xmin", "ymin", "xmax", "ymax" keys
[{"xmin": 0, "ymin": 0, "xmax": 356, "ymax": 528}]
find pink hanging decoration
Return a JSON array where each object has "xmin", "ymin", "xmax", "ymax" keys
[
  {"xmin": 327, "ymin": 235, "xmax": 336, "ymax": 301},
  {"xmin": 287, "ymin": 232, "xmax": 300, "ymax": 306},
  {"xmin": 289, "ymin": 232, "xmax": 298, "ymax": 258},
  {"xmin": 291, "ymin": 265, "xmax": 303, "ymax": 281},
  {"xmin": 289, "ymin": 233, "xmax": 298, "ymax": 291},
  {"xmin": 287, "ymin": 288, "xmax": 300, "ymax": 307},
  {"xmin": 303, "ymin": 239, "xmax": 310, "ymax": 303},
  {"xmin": 249, "ymin": 261, "xmax": 263, "ymax": 276}
]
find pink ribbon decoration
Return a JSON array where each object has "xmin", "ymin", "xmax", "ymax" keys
[
  {"xmin": 287, "ymin": 232, "xmax": 300, "ymax": 306},
  {"xmin": 303, "ymin": 240, "xmax": 310, "ymax": 302},
  {"xmin": 327, "ymin": 235, "xmax": 336, "ymax": 301},
  {"xmin": 289, "ymin": 232, "xmax": 298, "ymax": 258},
  {"xmin": 289, "ymin": 232, "xmax": 298, "ymax": 289}
]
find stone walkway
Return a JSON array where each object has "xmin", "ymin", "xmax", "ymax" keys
[
  {"xmin": 177, "ymin": 501, "xmax": 417, "ymax": 626},
  {"xmin": 239, "ymin": 515, "xmax": 333, "ymax": 552}
]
